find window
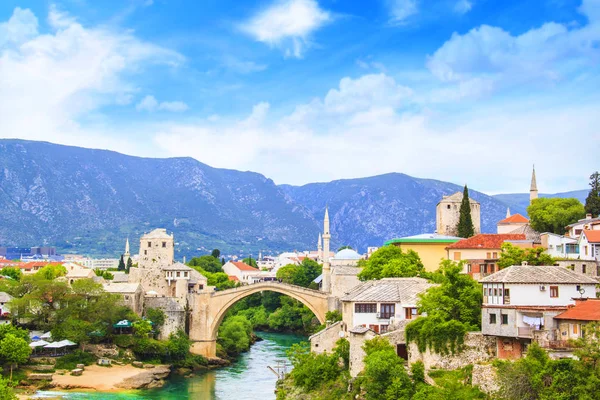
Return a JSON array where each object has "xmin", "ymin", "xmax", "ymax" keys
[
  {"xmin": 124, "ymin": 295, "xmax": 129, "ymax": 300},
  {"xmin": 184, "ymin": 272, "xmax": 188, "ymax": 278},
  {"xmin": 148, "ymin": 241, "xmax": 152, "ymax": 248},
  {"xmin": 585, "ymin": 246, "xmax": 588, "ymax": 256},
  {"xmin": 369, "ymin": 324, "xmax": 380, "ymax": 334},
  {"xmin": 405, "ymin": 308, "xmax": 417, "ymax": 320},
  {"xmin": 488, "ymin": 288, "xmax": 493, "ymax": 296},
  {"xmin": 355, "ymin": 303, "xmax": 377, "ymax": 313},
  {"xmin": 492, "ymin": 252, "xmax": 498, "ymax": 258},
  {"xmin": 380, "ymin": 325, "xmax": 389, "ymax": 334},
  {"xmin": 144, "ymin": 250, "xmax": 147, "ymax": 255},
  {"xmin": 447, "ymin": 204, "xmax": 451, "ymax": 209},
  {"xmin": 487, "ymin": 252, "xmax": 491, "ymax": 259},
  {"xmin": 504, "ymin": 288, "xmax": 510, "ymax": 297},
  {"xmin": 582, "ymin": 264, "xmax": 587, "ymax": 274},
  {"xmin": 493, "ymin": 288, "xmax": 498, "ymax": 296},
  {"xmin": 550, "ymin": 286, "xmax": 559, "ymax": 298},
  {"xmin": 162, "ymin": 241, "xmax": 167, "ymax": 248},
  {"xmin": 489, "ymin": 314, "xmax": 497, "ymax": 324},
  {"xmin": 501, "ymin": 314, "xmax": 508, "ymax": 325},
  {"xmin": 176, "ymin": 271, "xmax": 181, "ymax": 277},
  {"xmin": 380, "ymin": 303, "xmax": 395, "ymax": 319},
  {"xmin": 453, "ymin": 252, "xmax": 461, "ymax": 261},
  {"xmin": 573, "ymin": 324, "xmax": 578, "ymax": 335}
]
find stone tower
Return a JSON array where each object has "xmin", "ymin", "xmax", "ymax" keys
[
  {"xmin": 436, "ymin": 192, "xmax": 481, "ymax": 237},
  {"xmin": 322, "ymin": 208, "xmax": 331, "ymax": 293},
  {"xmin": 530, "ymin": 166, "xmax": 538, "ymax": 204},
  {"xmin": 138, "ymin": 228, "xmax": 174, "ymax": 269}
]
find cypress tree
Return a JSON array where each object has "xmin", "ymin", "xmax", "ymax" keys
[
  {"xmin": 585, "ymin": 172, "xmax": 600, "ymax": 217},
  {"xmin": 457, "ymin": 185, "xmax": 475, "ymax": 238},
  {"xmin": 126, "ymin": 257, "xmax": 133, "ymax": 273},
  {"xmin": 118, "ymin": 255, "xmax": 125, "ymax": 271}
]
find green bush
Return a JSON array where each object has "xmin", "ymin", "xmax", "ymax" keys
[
  {"xmin": 113, "ymin": 334, "xmax": 136, "ymax": 348},
  {"xmin": 55, "ymin": 350, "xmax": 96, "ymax": 370}
]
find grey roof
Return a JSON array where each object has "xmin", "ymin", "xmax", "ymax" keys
[
  {"xmin": 349, "ymin": 325, "xmax": 373, "ymax": 334},
  {"xmin": 332, "ymin": 266, "xmax": 361, "ymax": 276},
  {"xmin": 65, "ymin": 268, "xmax": 95, "ymax": 278},
  {"xmin": 0, "ymin": 292, "xmax": 13, "ymax": 303},
  {"xmin": 111, "ymin": 272, "xmax": 130, "ymax": 283},
  {"xmin": 141, "ymin": 228, "xmax": 172, "ymax": 239},
  {"xmin": 438, "ymin": 192, "xmax": 479, "ymax": 204},
  {"xmin": 480, "ymin": 265, "xmax": 599, "ymax": 284},
  {"xmin": 102, "ymin": 283, "xmax": 141, "ymax": 294},
  {"xmin": 341, "ymin": 278, "xmax": 435, "ymax": 303},
  {"xmin": 508, "ymin": 224, "xmax": 541, "ymax": 244},
  {"xmin": 567, "ymin": 217, "xmax": 600, "ymax": 228},
  {"xmin": 162, "ymin": 262, "xmax": 194, "ymax": 271},
  {"xmin": 189, "ymin": 268, "xmax": 207, "ymax": 284}
]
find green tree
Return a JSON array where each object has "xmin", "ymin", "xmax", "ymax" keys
[
  {"xmin": 362, "ymin": 337, "xmax": 412, "ymax": 400},
  {"xmin": 53, "ymin": 318, "xmax": 93, "ymax": 351},
  {"xmin": 126, "ymin": 257, "xmax": 133, "ymax": 273},
  {"xmin": 144, "ymin": 308, "xmax": 166, "ymax": 331},
  {"xmin": 406, "ymin": 260, "xmax": 482, "ymax": 354},
  {"xmin": 118, "ymin": 255, "xmax": 125, "ymax": 271},
  {"xmin": 0, "ymin": 378, "xmax": 16, "ymax": 400},
  {"xmin": 498, "ymin": 243, "xmax": 555, "ymax": 269},
  {"xmin": 337, "ymin": 245, "xmax": 353, "ymax": 251},
  {"xmin": 0, "ymin": 333, "xmax": 31, "ymax": 380},
  {"xmin": 0, "ymin": 267, "xmax": 22, "ymax": 281},
  {"xmin": 275, "ymin": 259, "xmax": 322, "ymax": 287},
  {"xmin": 188, "ymin": 255, "xmax": 223, "ymax": 273},
  {"xmin": 133, "ymin": 319, "xmax": 153, "ymax": 338},
  {"xmin": 358, "ymin": 246, "xmax": 425, "ymax": 281},
  {"xmin": 585, "ymin": 172, "xmax": 600, "ymax": 218},
  {"xmin": 35, "ymin": 264, "xmax": 67, "ymax": 280},
  {"xmin": 211, "ymin": 249, "xmax": 221, "ymax": 258},
  {"xmin": 527, "ymin": 197, "xmax": 586, "ymax": 234},
  {"xmin": 218, "ymin": 315, "xmax": 252, "ymax": 355},
  {"xmin": 242, "ymin": 257, "xmax": 257, "ymax": 268},
  {"xmin": 457, "ymin": 185, "xmax": 475, "ymax": 238}
]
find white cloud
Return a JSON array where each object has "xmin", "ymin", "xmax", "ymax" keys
[
  {"xmin": 0, "ymin": 7, "xmax": 38, "ymax": 47},
  {"xmin": 454, "ymin": 0, "xmax": 472, "ymax": 14},
  {"xmin": 0, "ymin": 7, "xmax": 183, "ymax": 151},
  {"xmin": 427, "ymin": 0, "xmax": 600, "ymax": 85},
  {"xmin": 387, "ymin": 0, "xmax": 418, "ymax": 24},
  {"xmin": 136, "ymin": 95, "xmax": 189, "ymax": 112},
  {"xmin": 240, "ymin": 0, "xmax": 331, "ymax": 58}
]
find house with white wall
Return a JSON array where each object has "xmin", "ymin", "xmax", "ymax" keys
[
  {"xmin": 578, "ymin": 230, "xmax": 600, "ymax": 261},
  {"xmin": 565, "ymin": 214, "xmax": 600, "ymax": 238},
  {"xmin": 340, "ymin": 278, "xmax": 436, "ymax": 334},
  {"xmin": 480, "ymin": 263, "xmax": 597, "ymax": 359},
  {"xmin": 222, "ymin": 261, "xmax": 260, "ymax": 284},
  {"xmin": 541, "ymin": 232, "xmax": 579, "ymax": 259}
]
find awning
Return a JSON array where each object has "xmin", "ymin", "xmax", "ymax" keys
[
  {"xmin": 58, "ymin": 339, "xmax": 77, "ymax": 346},
  {"xmin": 29, "ymin": 340, "xmax": 49, "ymax": 348},
  {"xmin": 113, "ymin": 319, "xmax": 132, "ymax": 328},
  {"xmin": 40, "ymin": 331, "xmax": 52, "ymax": 339},
  {"xmin": 44, "ymin": 342, "xmax": 67, "ymax": 348}
]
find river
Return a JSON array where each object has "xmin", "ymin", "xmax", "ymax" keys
[{"xmin": 33, "ymin": 332, "xmax": 305, "ymax": 400}]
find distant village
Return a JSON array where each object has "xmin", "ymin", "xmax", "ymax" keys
[{"xmin": 1, "ymin": 167, "xmax": 599, "ymax": 393}]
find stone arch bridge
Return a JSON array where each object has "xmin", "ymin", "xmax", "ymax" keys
[{"xmin": 189, "ymin": 281, "xmax": 330, "ymax": 357}]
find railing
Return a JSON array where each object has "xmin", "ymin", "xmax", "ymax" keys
[
  {"xmin": 518, "ymin": 327, "xmax": 533, "ymax": 338},
  {"xmin": 379, "ymin": 313, "xmax": 394, "ymax": 319},
  {"xmin": 547, "ymin": 340, "xmax": 573, "ymax": 349}
]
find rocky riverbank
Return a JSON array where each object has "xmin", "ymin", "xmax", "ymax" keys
[{"xmin": 50, "ymin": 364, "xmax": 171, "ymax": 391}]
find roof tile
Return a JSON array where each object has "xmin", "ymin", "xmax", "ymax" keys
[{"xmin": 447, "ymin": 234, "xmax": 526, "ymax": 249}]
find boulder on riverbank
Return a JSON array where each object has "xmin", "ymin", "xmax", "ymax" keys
[{"xmin": 115, "ymin": 365, "xmax": 171, "ymax": 389}]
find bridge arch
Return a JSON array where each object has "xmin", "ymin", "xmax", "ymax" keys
[{"xmin": 208, "ymin": 282, "xmax": 328, "ymax": 341}]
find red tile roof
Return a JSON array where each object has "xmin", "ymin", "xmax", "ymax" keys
[
  {"xmin": 447, "ymin": 234, "xmax": 527, "ymax": 249},
  {"xmin": 228, "ymin": 275, "xmax": 240, "ymax": 282},
  {"xmin": 230, "ymin": 261, "xmax": 258, "ymax": 271},
  {"xmin": 583, "ymin": 230, "xmax": 600, "ymax": 243},
  {"xmin": 19, "ymin": 262, "xmax": 63, "ymax": 270},
  {"xmin": 555, "ymin": 299, "xmax": 600, "ymax": 321},
  {"xmin": 498, "ymin": 214, "xmax": 529, "ymax": 224}
]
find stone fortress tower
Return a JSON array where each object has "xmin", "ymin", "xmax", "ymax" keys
[{"xmin": 436, "ymin": 191, "xmax": 481, "ymax": 237}]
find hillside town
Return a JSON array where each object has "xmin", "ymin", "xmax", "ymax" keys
[{"xmin": 0, "ymin": 167, "xmax": 599, "ymax": 399}]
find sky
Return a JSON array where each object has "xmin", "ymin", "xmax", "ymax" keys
[{"xmin": 0, "ymin": 0, "xmax": 599, "ymax": 194}]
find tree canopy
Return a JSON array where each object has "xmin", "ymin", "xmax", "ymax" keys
[
  {"xmin": 527, "ymin": 197, "xmax": 586, "ymax": 235},
  {"xmin": 211, "ymin": 249, "xmax": 221, "ymax": 258},
  {"xmin": 406, "ymin": 260, "xmax": 482, "ymax": 354},
  {"xmin": 585, "ymin": 171, "xmax": 600, "ymax": 218},
  {"xmin": 357, "ymin": 245, "xmax": 425, "ymax": 281},
  {"xmin": 118, "ymin": 255, "xmax": 125, "ymax": 271},
  {"xmin": 498, "ymin": 243, "xmax": 555, "ymax": 268},
  {"xmin": 457, "ymin": 185, "xmax": 475, "ymax": 238},
  {"xmin": 188, "ymin": 255, "xmax": 223, "ymax": 273},
  {"xmin": 276, "ymin": 258, "xmax": 322, "ymax": 287},
  {"xmin": 242, "ymin": 257, "xmax": 257, "ymax": 268}
]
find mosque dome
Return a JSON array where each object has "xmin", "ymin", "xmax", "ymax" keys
[{"xmin": 333, "ymin": 248, "xmax": 361, "ymax": 260}]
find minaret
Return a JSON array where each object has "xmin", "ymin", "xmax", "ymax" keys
[
  {"xmin": 124, "ymin": 237, "xmax": 131, "ymax": 264},
  {"xmin": 506, "ymin": 208, "xmax": 511, "ymax": 218},
  {"xmin": 322, "ymin": 208, "xmax": 331, "ymax": 293},
  {"xmin": 530, "ymin": 165, "xmax": 538, "ymax": 204},
  {"xmin": 317, "ymin": 233, "xmax": 323, "ymax": 262}
]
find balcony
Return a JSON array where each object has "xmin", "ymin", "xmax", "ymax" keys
[{"xmin": 518, "ymin": 326, "xmax": 534, "ymax": 338}]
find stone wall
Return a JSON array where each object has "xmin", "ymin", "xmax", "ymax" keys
[
  {"xmin": 144, "ymin": 296, "xmax": 186, "ymax": 340},
  {"xmin": 471, "ymin": 363, "xmax": 500, "ymax": 394},
  {"xmin": 408, "ymin": 332, "xmax": 496, "ymax": 370},
  {"xmin": 309, "ymin": 321, "xmax": 345, "ymax": 354},
  {"xmin": 555, "ymin": 260, "xmax": 600, "ymax": 278},
  {"xmin": 348, "ymin": 330, "xmax": 376, "ymax": 377}
]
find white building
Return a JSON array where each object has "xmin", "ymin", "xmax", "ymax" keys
[
  {"xmin": 222, "ymin": 261, "xmax": 260, "ymax": 284},
  {"xmin": 541, "ymin": 232, "xmax": 579, "ymax": 259},
  {"xmin": 480, "ymin": 263, "xmax": 597, "ymax": 358},
  {"xmin": 578, "ymin": 230, "xmax": 600, "ymax": 261},
  {"xmin": 565, "ymin": 214, "xmax": 600, "ymax": 238},
  {"xmin": 340, "ymin": 278, "xmax": 436, "ymax": 334},
  {"xmin": 0, "ymin": 292, "xmax": 13, "ymax": 323}
]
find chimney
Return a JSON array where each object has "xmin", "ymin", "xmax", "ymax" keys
[{"xmin": 586, "ymin": 213, "xmax": 592, "ymax": 219}]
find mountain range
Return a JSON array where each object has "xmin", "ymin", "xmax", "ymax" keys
[{"xmin": 0, "ymin": 139, "xmax": 587, "ymax": 258}]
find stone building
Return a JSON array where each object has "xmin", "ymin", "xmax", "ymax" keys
[
  {"xmin": 436, "ymin": 191, "xmax": 481, "ymax": 236},
  {"xmin": 103, "ymin": 282, "xmax": 144, "ymax": 315}
]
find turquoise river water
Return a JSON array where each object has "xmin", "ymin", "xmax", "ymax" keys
[{"xmin": 33, "ymin": 332, "xmax": 305, "ymax": 400}]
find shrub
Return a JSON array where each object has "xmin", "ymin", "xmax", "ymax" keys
[{"xmin": 55, "ymin": 350, "xmax": 96, "ymax": 370}]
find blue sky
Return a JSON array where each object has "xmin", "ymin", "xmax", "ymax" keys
[{"xmin": 0, "ymin": 0, "xmax": 599, "ymax": 194}]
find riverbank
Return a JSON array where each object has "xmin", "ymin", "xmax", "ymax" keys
[{"xmin": 49, "ymin": 364, "xmax": 170, "ymax": 392}]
